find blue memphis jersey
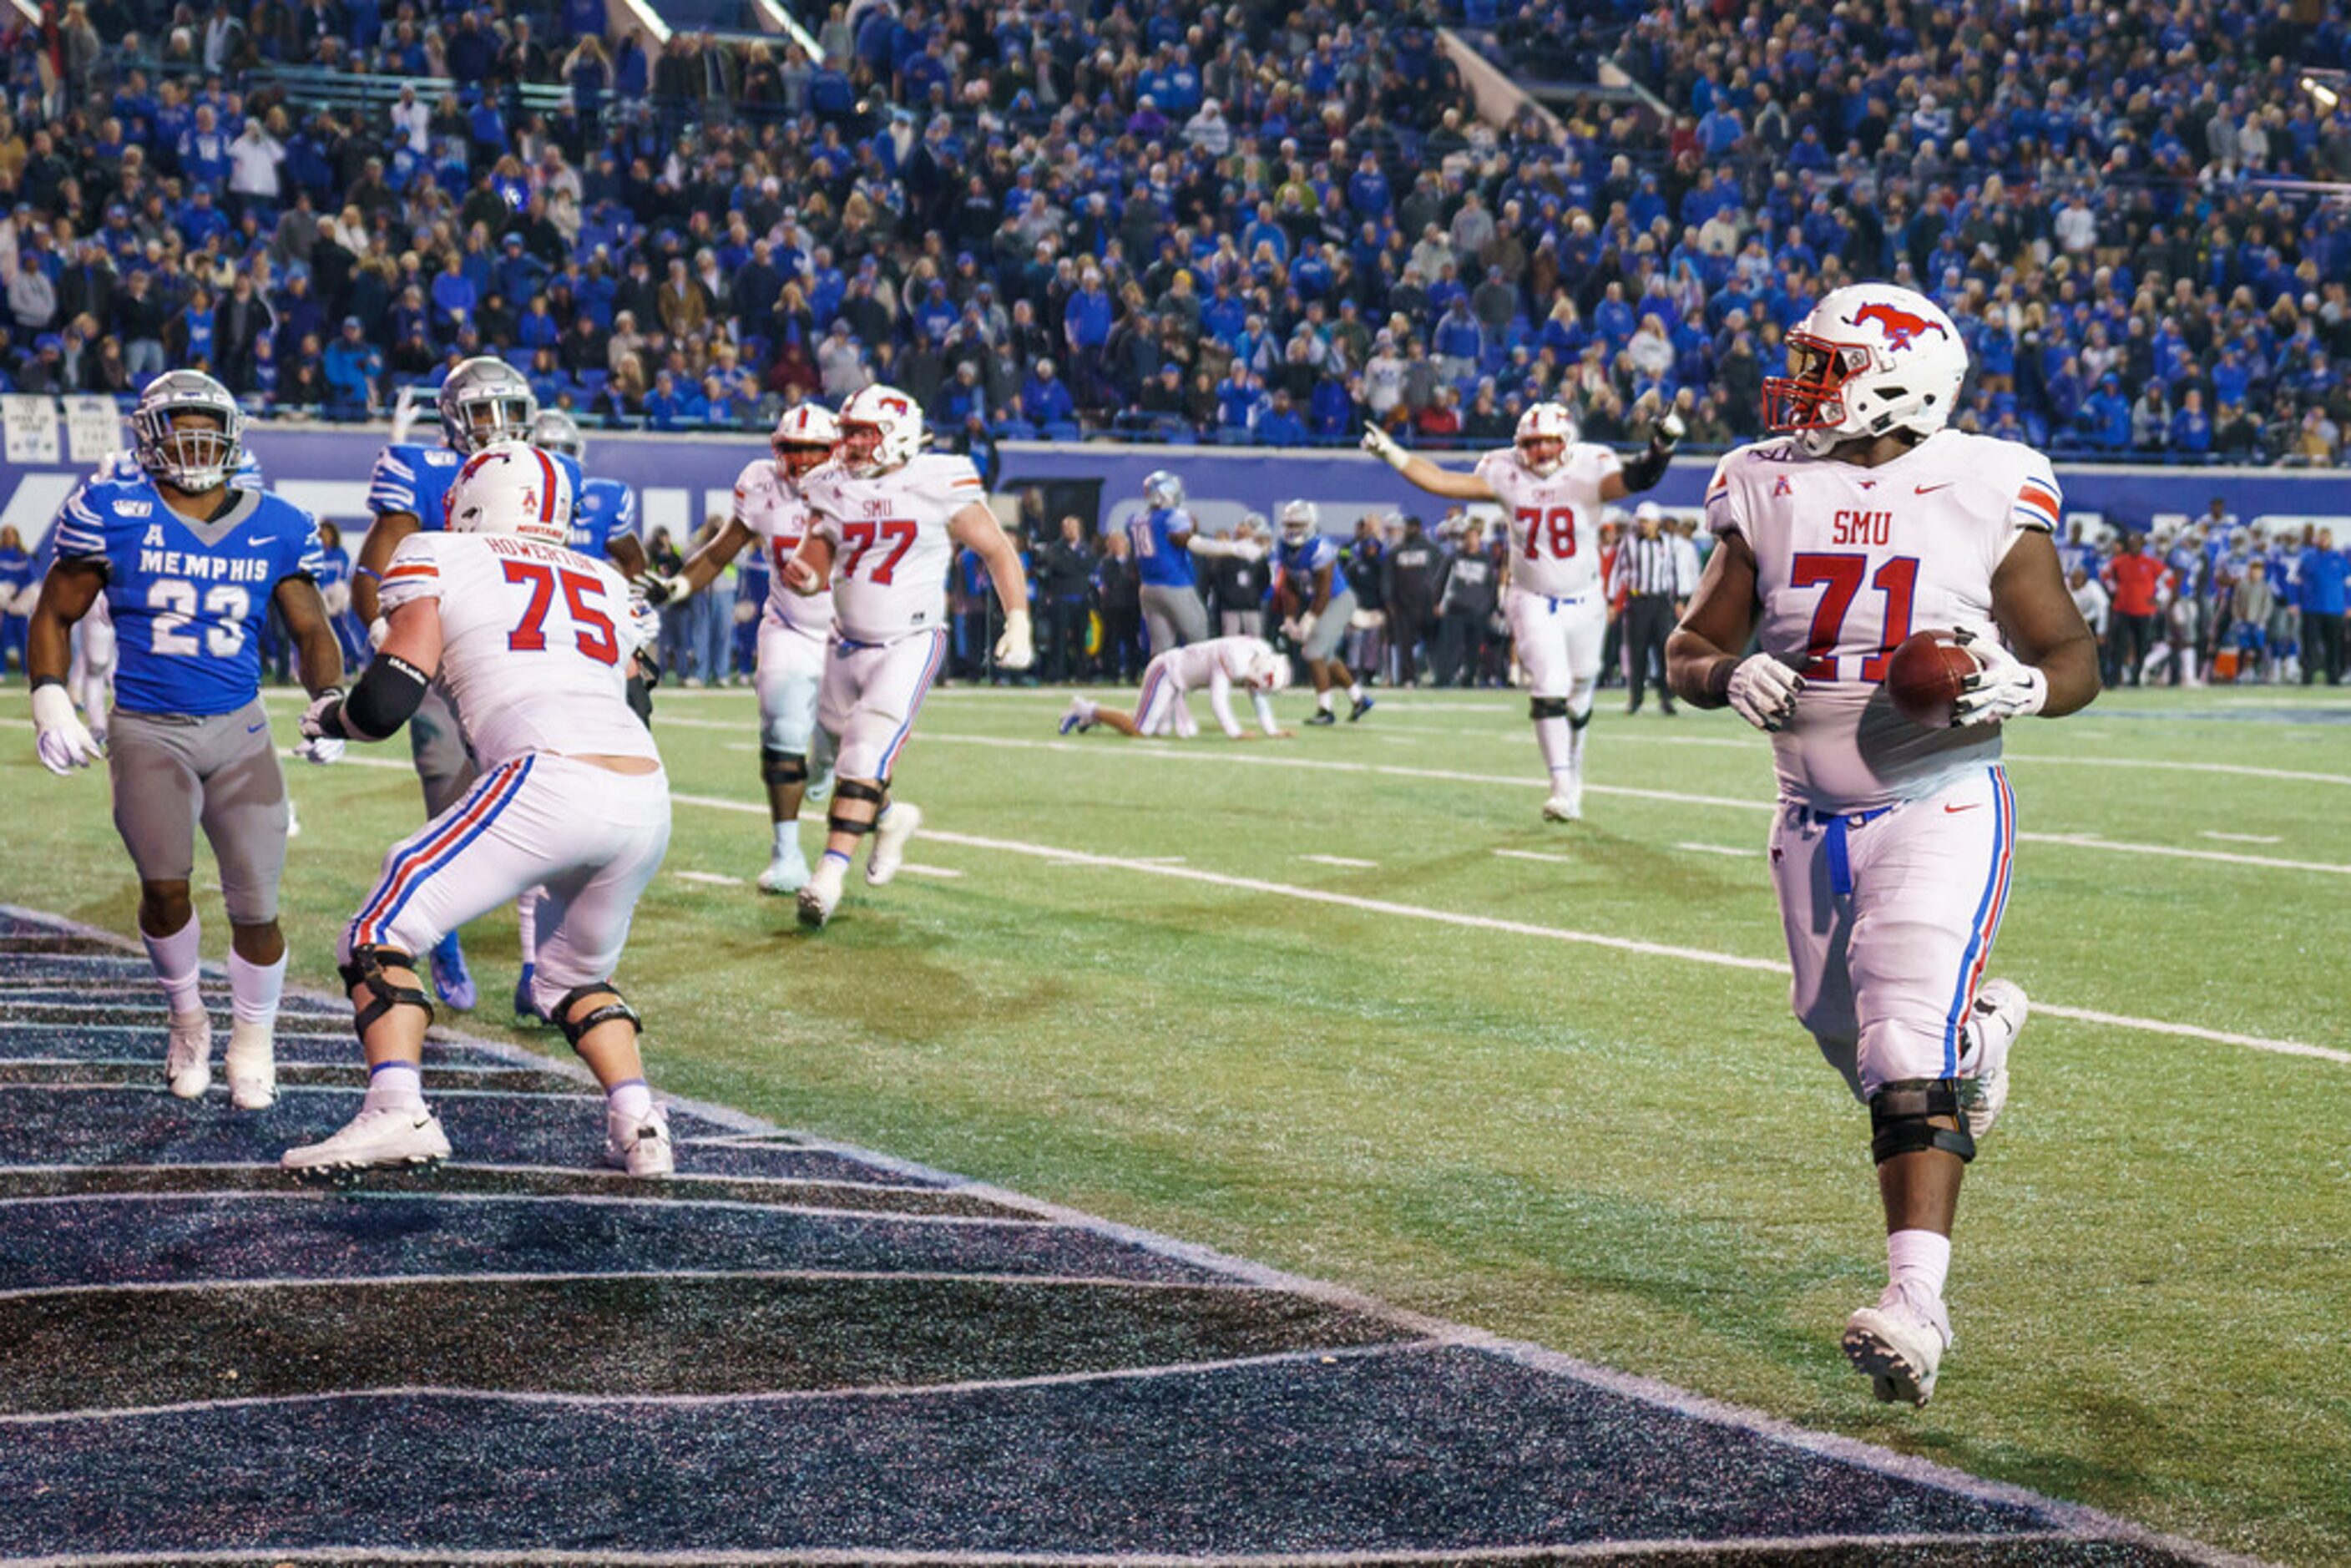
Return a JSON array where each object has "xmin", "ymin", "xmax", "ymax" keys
[
  {"xmin": 568, "ymin": 475, "xmax": 638, "ymax": 560},
  {"xmin": 53, "ymin": 469, "xmax": 325, "ymax": 717},
  {"xmin": 369, "ymin": 441, "xmax": 583, "ymax": 530},
  {"xmin": 1282, "ymin": 534, "xmax": 1352, "ymax": 596},
  {"xmin": 1129, "ymin": 503, "xmax": 1197, "ymax": 588}
]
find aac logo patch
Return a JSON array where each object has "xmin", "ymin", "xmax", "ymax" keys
[{"xmin": 116, "ymin": 500, "xmax": 153, "ymax": 517}]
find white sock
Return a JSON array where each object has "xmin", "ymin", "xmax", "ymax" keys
[
  {"xmin": 1317, "ymin": 689, "xmax": 1335, "ymax": 713},
  {"xmin": 1072, "ymin": 695, "xmax": 1098, "ymax": 721},
  {"xmin": 516, "ymin": 890, "xmax": 539, "ymax": 966},
  {"xmin": 772, "ymin": 820, "xmax": 799, "ymax": 854},
  {"xmin": 362, "ymin": 1060, "xmax": 425, "ymax": 1114},
  {"xmin": 225, "ymin": 949, "xmax": 285, "ymax": 1029},
  {"xmin": 1567, "ymin": 707, "xmax": 1590, "ymax": 778},
  {"xmin": 143, "ymin": 915, "xmax": 204, "ymax": 1016},
  {"xmin": 1346, "ymin": 682, "xmax": 1364, "ymax": 701},
  {"xmin": 822, "ymin": 847, "xmax": 852, "ymax": 870},
  {"xmin": 606, "ymin": 1077, "xmax": 654, "ymax": 1120},
  {"xmin": 1533, "ymin": 715, "xmax": 1572, "ymax": 781},
  {"xmin": 1887, "ymin": 1228, "xmax": 1952, "ymax": 1302}
]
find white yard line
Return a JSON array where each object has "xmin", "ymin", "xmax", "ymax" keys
[
  {"xmin": 898, "ymin": 863, "xmax": 964, "ymax": 879},
  {"xmin": 673, "ymin": 870, "xmax": 747, "ymax": 887},
  {"xmin": 1673, "ymin": 843, "xmax": 1754, "ymax": 858},
  {"xmin": 1299, "ymin": 854, "xmax": 1380, "ymax": 869},
  {"xmin": 2201, "ymin": 830, "xmax": 2284, "ymax": 845},
  {"xmin": 1491, "ymin": 849, "xmax": 1575, "ymax": 865}
]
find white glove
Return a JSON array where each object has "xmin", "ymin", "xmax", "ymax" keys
[
  {"xmin": 367, "ymin": 615, "xmax": 389, "ymax": 650},
  {"xmin": 1293, "ymin": 610, "xmax": 1318, "ymax": 645},
  {"xmin": 1231, "ymin": 539, "xmax": 1266, "ymax": 563},
  {"xmin": 388, "ymin": 386, "xmax": 421, "ymax": 445},
  {"xmin": 1950, "ymin": 626, "xmax": 2047, "ymax": 726},
  {"xmin": 640, "ymin": 572, "xmax": 688, "ymax": 607},
  {"xmin": 299, "ymin": 689, "xmax": 342, "ymax": 741},
  {"xmin": 321, "ymin": 580, "xmax": 352, "ymax": 617},
  {"xmin": 994, "ymin": 607, "xmax": 1034, "ymax": 670},
  {"xmin": 32, "ymin": 683, "xmax": 102, "ymax": 774},
  {"xmin": 296, "ymin": 733, "xmax": 345, "ymax": 765},
  {"xmin": 1724, "ymin": 653, "xmax": 1805, "ymax": 732},
  {"xmin": 1657, "ymin": 410, "xmax": 1687, "ymax": 446},
  {"xmin": 1361, "ymin": 425, "xmax": 1410, "ymax": 471}
]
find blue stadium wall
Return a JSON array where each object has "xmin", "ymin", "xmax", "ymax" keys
[{"xmin": 3, "ymin": 428, "xmax": 2347, "ymax": 550}]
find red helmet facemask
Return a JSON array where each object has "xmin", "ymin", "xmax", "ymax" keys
[
  {"xmin": 772, "ymin": 438, "xmax": 832, "ymax": 480},
  {"xmin": 839, "ymin": 422, "xmax": 884, "ymax": 470},
  {"xmin": 1762, "ymin": 331, "xmax": 1874, "ymax": 436}
]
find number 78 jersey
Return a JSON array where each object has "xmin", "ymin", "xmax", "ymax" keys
[
  {"xmin": 797, "ymin": 452, "xmax": 983, "ymax": 645},
  {"xmin": 1475, "ymin": 443, "xmax": 1619, "ymax": 598},
  {"xmin": 1704, "ymin": 427, "xmax": 2060, "ymax": 811}
]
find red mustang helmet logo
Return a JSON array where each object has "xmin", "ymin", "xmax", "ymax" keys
[{"xmin": 1848, "ymin": 303, "xmax": 1949, "ymax": 353}]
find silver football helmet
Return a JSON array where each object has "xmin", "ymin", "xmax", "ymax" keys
[
  {"xmin": 438, "ymin": 356, "xmax": 538, "ymax": 455},
  {"xmin": 1144, "ymin": 469, "xmax": 1184, "ymax": 509},
  {"xmin": 132, "ymin": 370, "xmax": 245, "ymax": 493},
  {"xmin": 528, "ymin": 408, "xmax": 584, "ymax": 460}
]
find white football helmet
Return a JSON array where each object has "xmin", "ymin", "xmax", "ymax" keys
[
  {"xmin": 1514, "ymin": 402, "xmax": 1577, "ymax": 476},
  {"xmin": 1765, "ymin": 283, "xmax": 1968, "ymax": 457},
  {"xmin": 771, "ymin": 401, "xmax": 840, "ymax": 486},
  {"xmin": 444, "ymin": 441, "xmax": 574, "ymax": 545},
  {"xmin": 529, "ymin": 408, "xmax": 584, "ymax": 460},
  {"xmin": 1244, "ymin": 645, "xmax": 1292, "ymax": 691},
  {"xmin": 837, "ymin": 383, "xmax": 925, "ymax": 478},
  {"xmin": 1278, "ymin": 499, "xmax": 1318, "ymax": 543}
]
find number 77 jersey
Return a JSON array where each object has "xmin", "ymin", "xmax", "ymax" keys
[
  {"xmin": 1704, "ymin": 427, "xmax": 2060, "ymax": 812},
  {"xmin": 796, "ymin": 452, "xmax": 981, "ymax": 645},
  {"xmin": 1475, "ymin": 442, "xmax": 1618, "ymax": 598}
]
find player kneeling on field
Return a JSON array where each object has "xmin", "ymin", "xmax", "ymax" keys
[
  {"xmin": 282, "ymin": 443, "xmax": 678, "ymax": 1178},
  {"xmin": 1061, "ymin": 635, "xmax": 1293, "ymax": 740}
]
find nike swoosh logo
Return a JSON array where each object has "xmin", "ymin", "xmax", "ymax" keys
[
  {"xmin": 246, "ymin": 722, "xmax": 268, "ymax": 733},
  {"xmin": 1915, "ymin": 483, "xmax": 1954, "ymax": 495},
  {"xmin": 1944, "ymin": 803, "xmax": 1980, "ymax": 813}
]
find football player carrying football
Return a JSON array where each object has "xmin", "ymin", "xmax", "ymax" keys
[{"xmin": 1666, "ymin": 283, "xmax": 2099, "ymax": 1406}]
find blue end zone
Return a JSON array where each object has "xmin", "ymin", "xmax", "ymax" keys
[{"xmin": 0, "ymin": 908, "xmax": 2221, "ymax": 1565}]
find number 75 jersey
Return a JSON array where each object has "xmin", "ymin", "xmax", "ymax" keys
[
  {"xmin": 51, "ymin": 468, "xmax": 324, "ymax": 717},
  {"xmin": 797, "ymin": 452, "xmax": 983, "ymax": 645},
  {"xmin": 1704, "ymin": 427, "xmax": 2060, "ymax": 811},
  {"xmin": 1475, "ymin": 443, "xmax": 1619, "ymax": 598}
]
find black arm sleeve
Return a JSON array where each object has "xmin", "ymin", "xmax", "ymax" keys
[
  {"xmin": 324, "ymin": 653, "xmax": 431, "ymax": 742},
  {"xmin": 1620, "ymin": 438, "xmax": 1673, "ymax": 493}
]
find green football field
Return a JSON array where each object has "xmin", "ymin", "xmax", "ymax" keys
[{"xmin": 3, "ymin": 679, "xmax": 2347, "ymax": 1565}]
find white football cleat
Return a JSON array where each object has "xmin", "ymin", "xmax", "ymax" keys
[
  {"xmin": 164, "ymin": 1009, "xmax": 212, "ymax": 1099},
  {"xmin": 1843, "ymin": 1282, "xmax": 1952, "ymax": 1407},
  {"xmin": 756, "ymin": 837, "xmax": 811, "ymax": 895},
  {"xmin": 1959, "ymin": 978, "xmax": 2028, "ymax": 1140},
  {"xmin": 224, "ymin": 1018, "xmax": 276, "ymax": 1110},
  {"xmin": 281, "ymin": 1105, "xmax": 451, "ymax": 1176},
  {"xmin": 605, "ymin": 1102, "xmax": 675, "ymax": 1177},
  {"xmin": 796, "ymin": 856, "xmax": 847, "ymax": 929},
  {"xmin": 866, "ymin": 802, "xmax": 923, "ymax": 886},
  {"xmin": 1540, "ymin": 782, "xmax": 1584, "ymax": 822}
]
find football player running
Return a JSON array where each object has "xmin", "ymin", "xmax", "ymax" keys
[
  {"xmin": 1367, "ymin": 398, "xmax": 1682, "ymax": 820},
  {"xmin": 1273, "ymin": 500, "xmax": 1372, "ymax": 725},
  {"xmin": 1666, "ymin": 283, "xmax": 2098, "ymax": 1407},
  {"xmin": 287, "ymin": 443, "xmax": 675, "ymax": 1177},
  {"xmin": 1060, "ymin": 635, "xmax": 1293, "ymax": 741},
  {"xmin": 784, "ymin": 385, "xmax": 1033, "ymax": 928},
  {"xmin": 28, "ymin": 372, "xmax": 345, "ymax": 1110},
  {"xmin": 643, "ymin": 402, "xmax": 842, "ymax": 894},
  {"xmin": 354, "ymin": 361, "xmax": 580, "ymax": 1013}
]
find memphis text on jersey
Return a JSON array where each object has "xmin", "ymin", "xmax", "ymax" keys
[{"xmin": 139, "ymin": 528, "xmax": 278, "ymax": 584}]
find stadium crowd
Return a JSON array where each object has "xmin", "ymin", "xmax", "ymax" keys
[{"xmin": 0, "ymin": 0, "xmax": 2348, "ymax": 463}]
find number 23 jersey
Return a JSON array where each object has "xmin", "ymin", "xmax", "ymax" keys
[
  {"xmin": 378, "ymin": 532, "xmax": 660, "ymax": 772},
  {"xmin": 798, "ymin": 453, "xmax": 983, "ymax": 645},
  {"xmin": 1475, "ymin": 443, "xmax": 1619, "ymax": 599},
  {"xmin": 52, "ymin": 470, "xmax": 324, "ymax": 717},
  {"xmin": 1704, "ymin": 427, "xmax": 2060, "ymax": 812}
]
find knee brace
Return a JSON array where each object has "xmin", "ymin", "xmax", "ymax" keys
[
  {"xmin": 337, "ymin": 945, "xmax": 435, "ymax": 1043},
  {"xmin": 827, "ymin": 776, "xmax": 887, "ymax": 837},
  {"xmin": 1529, "ymin": 695, "xmax": 1570, "ymax": 721},
  {"xmin": 1868, "ymin": 1078, "xmax": 1977, "ymax": 1166},
  {"xmin": 761, "ymin": 746, "xmax": 809, "ymax": 788},
  {"xmin": 550, "ymin": 981, "xmax": 641, "ymax": 1050},
  {"xmin": 1568, "ymin": 706, "xmax": 1592, "ymax": 730}
]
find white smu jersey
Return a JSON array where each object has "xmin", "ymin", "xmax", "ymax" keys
[
  {"xmin": 379, "ymin": 532, "xmax": 661, "ymax": 772},
  {"xmin": 733, "ymin": 457, "xmax": 833, "ymax": 635},
  {"xmin": 1475, "ymin": 443, "xmax": 1620, "ymax": 598},
  {"xmin": 1705, "ymin": 427, "xmax": 2060, "ymax": 812},
  {"xmin": 799, "ymin": 452, "xmax": 983, "ymax": 645},
  {"xmin": 1160, "ymin": 634, "xmax": 1274, "ymax": 691}
]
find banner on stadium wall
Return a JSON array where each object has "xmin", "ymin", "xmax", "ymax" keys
[
  {"xmin": 62, "ymin": 398, "xmax": 125, "ymax": 466},
  {"xmin": 0, "ymin": 424, "xmax": 2345, "ymax": 551}
]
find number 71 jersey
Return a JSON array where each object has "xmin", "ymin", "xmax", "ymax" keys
[
  {"xmin": 1475, "ymin": 443, "xmax": 1619, "ymax": 598},
  {"xmin": 1704, "ymin": 427, "xmax": 2060, "ymax": 811},
  {"xmin": 797, "ymin": 452, "xmax": 983, "ymax": 645},
  {"xmin": 379, "ymin": 532, "xmax": 659, "ymax": 772}
]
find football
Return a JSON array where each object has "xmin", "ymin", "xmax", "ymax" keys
[{"xmin": 1883, "ymin": 630, "xmax": 1982, "ymax": 728}]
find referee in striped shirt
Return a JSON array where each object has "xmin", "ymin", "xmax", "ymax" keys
[{"xmin": 1612, "ymin": 502, "xmax": 1694, "ymax": 714}]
